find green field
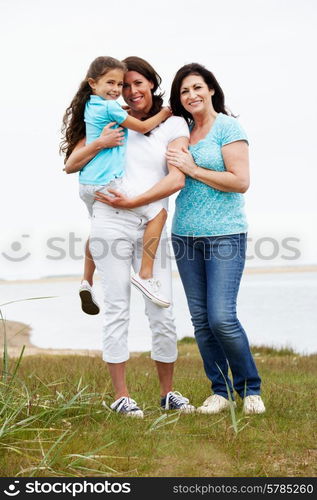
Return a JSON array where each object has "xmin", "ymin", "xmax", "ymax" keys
[{"xmin": 1, "ymin": 338, "xmax": 316, "ymax": 477}]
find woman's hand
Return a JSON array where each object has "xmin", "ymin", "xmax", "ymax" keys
[
  {"xmin": 99, "ymin": 122, "xmax": 125, "ymax": 148},
  {"xmin": 166, "ymin": 147, "xmax": 198, "ymax": 177},
  {"xmin": 94, "ymin": 189, "xmax": 135, "ymax": 209}
]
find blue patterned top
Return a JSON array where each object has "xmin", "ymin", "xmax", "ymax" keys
[{"xmin": 172, "ymin": 113, "xmax": 248, "ymax": 236}]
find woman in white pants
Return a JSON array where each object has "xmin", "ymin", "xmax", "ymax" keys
[{"xmin": 66, "ymin": 56, "xmax": 194, "ymax": 418}]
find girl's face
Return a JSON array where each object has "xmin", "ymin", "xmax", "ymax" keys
[
  {"xmin": 180, "ymin": 74, "xmax": 214, "ymax": 115},
  {"xmin": 122, "ymin": 71, "xmax": 154, "ymax": 116},
  {"xmin": 88, "ymin": 69, "xmax": 124, "ymax": 100}
]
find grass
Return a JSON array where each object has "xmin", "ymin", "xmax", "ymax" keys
[{"xmin": 0, "ymin": 337, "xmax": 316, "ymax": 477}]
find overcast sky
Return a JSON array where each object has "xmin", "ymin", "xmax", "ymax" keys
[{"xmin": 0, "ymin": 0, "xmax": 316, "ymax": 279}]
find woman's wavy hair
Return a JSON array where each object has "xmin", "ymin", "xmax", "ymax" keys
[
  {"xmin": 170, "ymin": 63, "xmax": 232, "ymax": 126},
  {"xmin": 60, "ymin": 56, "xmax": 126, "ymax": 161},
  {"xmin": 122, "ymin": 56, "xmax": 164, "ymax": 120}
]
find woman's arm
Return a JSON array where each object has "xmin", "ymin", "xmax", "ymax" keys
[
  {"xmin": 64, "ymin": 122, "xmax": 125, "ymax": 174},
  {"xmin": 121, "ymin": 107, "xmax": 171, "ymax": 134},
  {"xmin": 94, "ymin": 137, "xmax": 188, "ymax": 208},
  {"xmin": 166, "ymin": 140, "xmax": 250, "ymax": 193}
]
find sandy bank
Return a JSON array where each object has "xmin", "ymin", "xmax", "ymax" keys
[
  {"xmin": 1, "ymin": 264, "xmax": 317, "ymax": 286},
  {"xmin": 0, "ymin": 319, "xmax": 102, "ymax": 358}
]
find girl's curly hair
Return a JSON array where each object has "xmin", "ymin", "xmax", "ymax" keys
[{"xmin": 60, "ymin": 56, "xmax": 126, "ymax": 162}]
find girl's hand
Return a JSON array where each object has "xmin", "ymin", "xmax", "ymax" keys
[
  {"xmin": 94, "ymin": 189, "xmax": 135, "ymax": 209},
  {"xmin": 99, "ymin": 122, "xmax": 125, "ymax": 148},
  {"xmin": 166, "ymin": 147, "xmax": 198, "ymax": 177}
]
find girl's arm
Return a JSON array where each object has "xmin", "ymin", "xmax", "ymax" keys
[
  {"xmin": 64, "ymin": 122, "xmax": 125, "ymax": 174},
  {"xmin": 121, "ymin": 107, "xmax": 171, "ymax": 134},
  {"xmin": 94, "ymin": 137, "xmax": 188, "ymax": 208},
  {"xmin": 166, "ymin": 140, "xmax": 250, "ymax": 193}
]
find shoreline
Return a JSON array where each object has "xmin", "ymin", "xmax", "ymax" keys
[
  {"xmin": 0, "ymin": 320, "xmax": 102, "ymax": 358},
  {"xmin": 1, "ymin": 264, "xmax": 317, "ymax": 286},
  {"xmin": 1, "ymin": 319, "xmax": 316, "ymax": 359},
  {"xmin": 1, "ymin": 267, "xmax": 317, "ymax": 357}
]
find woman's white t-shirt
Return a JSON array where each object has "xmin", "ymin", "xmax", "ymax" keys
[{"xmin": 124, "ymin": 116, "xmax": 189, "ymax": 211}]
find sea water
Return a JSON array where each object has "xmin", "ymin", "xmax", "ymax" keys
[{"xmin": 1, "ymin": 271, "xmax": 317, "ymax": 355}]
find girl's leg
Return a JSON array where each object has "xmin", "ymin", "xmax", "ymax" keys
[
  {"xmin": 139, "ymin": 209, "xmax": 167, "ymax": 279},
  {"xmin": 83, "ymin": 239, "xmax": 96, "ymax": 285},
  {"xmin": 79, "ymin": 184, "xmax": 97, "ymax": 285},
  {"xmin": 131, "ymin": 209, "xmax": 170, "ymax": 307},
  {"xmin": 79, "ymin": 239, "xmax": 99, "ymax": 315}
]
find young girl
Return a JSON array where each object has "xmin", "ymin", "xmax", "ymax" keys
[{"xmin": 60, "ymin": 56, "xmax": 171, "ymax": 313}]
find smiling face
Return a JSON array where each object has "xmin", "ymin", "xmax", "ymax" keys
[
  {"xmin": 180, "ymin": 73, "xmax": 214, "ymax": 116},
  {"xmin": 88, "ymin": 68, "xmax": 124, "ymax": 100},
  {"xmin": 122, "ymin": 70, "xmax": 154, "ymax": 117}
]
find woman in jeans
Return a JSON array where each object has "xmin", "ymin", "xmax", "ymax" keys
[
  {"xmin": 166, "ymin": 63, "xmax": 265, "ymax": 415},
  {"xmin": 65, "ymin": 57, "xmax": 194, "ymax": 418}
]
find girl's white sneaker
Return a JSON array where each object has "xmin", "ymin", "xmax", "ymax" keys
[
  {"xmin": 79, "ymin": 280, "xmax": 100, "ymax": 315},
  {"xmin": 131, "ymin": 274, "xmax": 171, "ymax": 308}
]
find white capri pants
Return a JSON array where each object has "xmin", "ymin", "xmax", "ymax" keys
[{"xmin": 89, "ymin": 201, "xmax": 178, "ymax": 364}]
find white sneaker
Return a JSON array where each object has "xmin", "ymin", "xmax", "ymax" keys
[
  {"xmin": 131, "ymin": 273, "xmax": 171, "ymax": 308},
  {"xmin": 197, "ymin": 394, "xmax": 236, "ymax": 414},
  {"xmin": 243, "ymin": 395, "xmax": 266, "ymax": 415},
  {"xmin": 79, "ymin": 280, "xmax": 100, "ymax": 315},
  {"xmin": 110, "ymin": 397, "xmax": 144, "ymax": 419}
]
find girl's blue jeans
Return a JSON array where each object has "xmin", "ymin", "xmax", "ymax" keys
[{"xmin": 172, "ymin": 233, "xmax": 261, "ymax": 399}]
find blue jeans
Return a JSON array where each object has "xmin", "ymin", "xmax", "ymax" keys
[{"xmin": 172, "ymin": 233, "xmax": 261, "ymax": 399}]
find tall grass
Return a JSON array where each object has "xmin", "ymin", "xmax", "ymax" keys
[
  {"xmin": 1, "ymin": 306, "xmax": 317, "ymax": 477},
  {"xmin": 0, "ymin": 351, "xmax": 118, "ymax": 476},
  {"xmin": 215, "ymin": 363, "xmax": 250, "ymax": 435}
]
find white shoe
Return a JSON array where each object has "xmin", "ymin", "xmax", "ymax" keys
[
  {"xmin": 243, "ymin": 395, "xmax": 266, "ymax": 415},
  {"xmin": 197, "ymin": 394, "xmax": 236, "ymax": 414},
  {"xmin": 131, "ymin": 273, "xmax": 171, "ymax": 308},
  {"xmin": 79, "ymin": 280, "xmax": 100, "ymax": 315},
  {"xmin": 110, "ymin": 397, "xmax": 144, "ymax": 419}
]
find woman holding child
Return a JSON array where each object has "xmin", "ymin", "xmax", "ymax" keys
[{"xmin": 63, "ymin": 56, "xmax": 194, "ymax": 418}]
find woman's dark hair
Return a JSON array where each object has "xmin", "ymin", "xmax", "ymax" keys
[
  {"xmin": 170, "ymin": 63, "xmax": 231, "ymax": 126},
  {"xmin": 122, "ymin": 56, "xmax": 164, "ymax": 119},
  {"xmin": 60, "ymin": 56, "xmax": 126, "ymax": 161}
]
